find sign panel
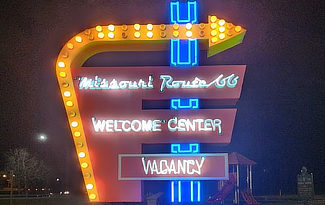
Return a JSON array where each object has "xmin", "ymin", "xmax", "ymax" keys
[
  {"xmin": 67, "ymin": 65, "xmax": 245, "ymax": 202},
  {"xmin": 72, "ymin": 65, "xmax": 246, "ymax": 105},
  {"xmin": 119, "ymin": 154, "xmax": 228, "ymax": 180}
]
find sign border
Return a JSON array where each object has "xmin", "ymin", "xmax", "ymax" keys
[{"xmin": 118, "ymin": 153, "xmax": 229, "ymax": 180}]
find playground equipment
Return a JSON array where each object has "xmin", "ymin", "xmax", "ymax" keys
[
  {"xmin": 208, "ymin": 152, "xmax": 259, "ymax": 204},
  {"xmin": 241, "ymin": 189, "xmax": 260, "ymax": 204},
  {"xmin": 207, "ymin": 173, "xmax": 237, "ymax": 203}
]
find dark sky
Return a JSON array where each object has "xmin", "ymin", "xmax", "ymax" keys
[{"xmin": 0, "ymin": 0, "xmax": 325, "ymax": 196}]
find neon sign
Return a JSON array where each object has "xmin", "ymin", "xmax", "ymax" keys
[
  {"xmin": 91, "ymin": 117, "xmax": 222, "ymax": 133},
  {"xmin": 119, "ymin": 154, "xmax": 228, "ymax": 180},
  {"xmin": 142, "ymin": 157, "xmax": 205, "ymax": 175},
  {"xmin": 160, "ymin": 74, "xmax": 239, "ymax": 92},
  {"xmin": 79, "ymin": 76, "xmax": 153, "ymax": 90},
  {"xmin": 55, "ymin": 0, "xmax": 246, "ymax": 202},
  {"xmin": 170, "ymin": 98, "xmax": 199, "ymax": 110},
  {"xmin": 77, "ymin": 73, "xmax": 239, "ymax": 91}
]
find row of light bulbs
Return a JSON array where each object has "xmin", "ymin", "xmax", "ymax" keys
[{"xmin": 57, "ymin": 60, "xmax": 96, "ymax": 200}]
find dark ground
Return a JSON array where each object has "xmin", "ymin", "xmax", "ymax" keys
[{"xmin": 0, "ymin": 195, "xmax": 325, "ymax": 205}]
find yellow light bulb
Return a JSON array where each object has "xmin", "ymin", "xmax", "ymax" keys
[
  {"xmin": 219, "ymin": 33, "xmax": 225, "ymax": 39},
  {"xmin": 81, "ymin": 162, "xmax": 88, "ymax": 168},
  {"xmin": 66, "ymin": 101, "xmax": 73, "ymax": 107},
  {"xmin": 146, "ymin": 24, "xmax": 153, "ymax": 31},
  {"xmin": 173, "ymin": 31, "xmax": 179, "ymax": 37},
  {"xmin": 108, "ymin": 24, "xmax": 115, "ymax": 31},
  {"xmin": 63, "ymin": 91, "xmax": 71, "ymax": 97},
  {"xmin": 78, "ymin": 152, "xmax": 86, "ymax": 158},
  {"xmin": 134, "ymin": 24, "xmax": 140, "ymax": 30},
  {"xmin": 89, "ymin": 194, "xmax": 96, "ymax": 200},
  {"xmin": 173, "ymin": 23, "xmax": 179, "ymax": 30},
  {"xmin": 86, "ymin": 184, "xmax": 94, "ymax": 190},
  {"xmin": 219, "ymin": 26, "xmax": 225, "ymax": 33},
  {"xmin": 185, "ymin": 23, "xmax": 192, "ymax": 30},
  {"xmin": 235, "ymin": 26, "xmax": 242, "ymax": 32},
  {"xmin": 58, "ymin": 62, "xmax": 65, "ymax": 68},
  {"xmin": 186, "ymin": 31, "xmax": 192, "ymax": 37},
  {"xmin": 108, "ymin": 32, "xmax": 114, "ymax": 39},
  {"xmin": 95, "ymin": 26, "xmax": 102, "ymax": 32},
  {"xmin": 59, "ymin": 72, "xmax": 66, "ymax": 78},
  {"xmin": 71, "ymin": 121, "xmax": 78, "ymax": 127},
  {"xmin": 210, "ymin": 30, "xmax": 217, "ymax": 36},
  {"xmin": 210, "ymin": 23, "xmax": 217, "ymax": 29},
  {"xmin": 75, "ymin": 36, "xmax": 82, "ymax": 43},
  {"xmin": 211, "ymin": 37, "xmax": 218, "ymax": 43},
  {"xmin": 218, "ymin": 19, "xmax": 226, "ymax": 26},
  {"xmin": 210, "ymin": 16, "xmax": 217, "ymax": 23},
  {"xmin": 134, "ymin": 32, "xmax": 141, "ymax": 38},
  {"xmin": 74, "ymin": 132, "xmax": 81, "ymax": 137},
  {"xmin": 146, "ymin": 31, "xmax": 153, "ymax": 38},
  {"xmin": 97, "ymin": 32, "xmax": 104, "ymax": 39},
  {"xmin": 67, "ymin": 43, "xmax": 74, "ymax": 49}
]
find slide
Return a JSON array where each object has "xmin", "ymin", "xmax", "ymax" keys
[
  {"xmin": 207, "ymin": 173, "xmax": 236, "ymax": 203},
  {"xmin": 241, "ymin": 189, "xmax": 260, "ymax": 205}
]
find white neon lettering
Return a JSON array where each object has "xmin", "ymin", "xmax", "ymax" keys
[
  {"xmin": 106, "ymin": 120, "xmax": 113, "ymax": 132},
  {"xmin": 78, "ymin": 76, "xmax": 154, "ymax": 90},
  {"xmin": 141, "ymin": 158, "xmax": 205, "ymax": 175},
  {"xmin": 142, "ymin": 158, "xmax": 151, "ymax": 175},
  {"xmin": 141, "ymin": 120, "xmax": 153, "ymax": 132},
  {"xmin": 159, "ymin": 74, "xmax": 239, "ymax": 92},
  {"xmin": 167, "ymin": 118, "xmax": 222, "ymax": 134},
  {"xmin": 79, "ymin": 74, "xmax": 238, "ymax": 91},
  {"xmin": 159, "ymin": 160, "xmax": 168, "ymax": 174},
  {"xmin": 131, "ymin": 120, "xmax": 141, "ymax": 132},
  {"xmin": 153, "ymin": 120, "xmax": 162, "ymax": 131},
  {"xmin": 194, "ymin": 157, "xmax": 205, "ymax": 174},
  {"xmin": 92, "ymin": 118, "xmax": 222, "ymax": 134},
  {"xmin": 168, "ymin": 117, "xmax": 177, "ymax": 132},
  {"xmin": 187, "ymin": 160, "xmax": 195, "ymax": 175},
  {"xmin": 122, "ymin": 121, "xmax": 131, "ymax": 132},
  {"xmin": 91, "ymin": 118, "xmax": 105, "ymax": 132}
]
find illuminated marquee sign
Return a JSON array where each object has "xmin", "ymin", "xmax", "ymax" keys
[
  {"xmin": 55, "ymin": 1, "xmax": 246, "ymax": 203},
  {"xmin": 119, "ymin": 154, "xmax": 228, "ymax": 180}
]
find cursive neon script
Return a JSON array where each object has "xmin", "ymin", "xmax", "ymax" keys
[
  {"xmin": 78, "ymin": 75, "xmax": 153, "ymax": 90},
  {"xmin": 78, "ymin": 74, "xmax": 239, "ymax": 91},
  {"xmin": 159, "ymin": 74, "xmax": 239, "ymax": 92}
]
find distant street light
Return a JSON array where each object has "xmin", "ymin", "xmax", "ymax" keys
[
  {"xmin": 38, "ymin": 134, "xmax": 47, "ymax": 142},
  {"xmin": 2, "ymin": 174, "xmax": 7, "ymax": 178}
]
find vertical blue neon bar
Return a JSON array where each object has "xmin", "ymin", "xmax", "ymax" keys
[
  {"xmin": 170, "ymin": 0, "xmax": 198, "ymax": 67},
  {"xmin": 169, "ymin": 0, "xmax": 200, "ymax": 203},
  {"xmin": 178, "ymin": 181, "xmax": 182, "ymax": 202},
  {"xmin": 190, "ymin": 181, "xmax": 194, "ymax": 202},
  {"xmin": 171, "ymin": 181, "xmax": 175, "ymax": 202},
  {"xmin": 170, "ymin": 144, "xmax": 200, "ymax": 202},
  {"xmin": 198, "ymin": 181, "xmax": 201, "ymax": 201}
]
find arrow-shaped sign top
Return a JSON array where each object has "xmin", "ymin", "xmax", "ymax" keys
[{"xmin": 62, "ymin": 16, "xmax": 245, "ymax": 64}]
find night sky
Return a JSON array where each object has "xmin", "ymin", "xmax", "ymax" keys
[{"xmin": 0, "ymin": 0, "xmax": 325, "ymax": 196}]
